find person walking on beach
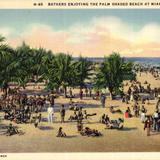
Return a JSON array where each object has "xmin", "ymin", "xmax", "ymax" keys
[
  {"xmin": 130, "ymin": 91, "xmax": 134, "ymax": 102},
  {"xmin": 100, "ymin": 93, "xmax": 106, "ymax": 108},
  {"xmin": 45, "ymin": 98, "xmax": 51, "ymax": 111},
  {"xmin": 50, "ymin": 95, "xmax": 55, "ymax": 107},
  {"xmin": 153, "ymin": 110, "xmax": 159, "ymax": 131},
  {"xmin": 89, "ymin": 88, "xmax": 92, "ymax": 97},
  {"xmin": 60, "ymin": 104, "xmax": 65, "ymax": 123},
  {"xmin": 79, "ymin": 89, "xmax": 83, "ymax": 100},
  {"xmin": 144, "ymin": 116, "xmax": 152, "ymax": 136},
  {"xmin": 47, "ymin": 105, "xmax": 54, "ymax": 123},
  {"xmin": 85, "ymin": 88, "xmax": 88, "ymax": 97},
  {"xmin": 69, "ymin": 88, "xmax": 73, "ymax": 98}
]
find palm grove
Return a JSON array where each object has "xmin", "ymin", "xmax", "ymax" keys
[{"xmin": 0, "ymin": 35, "xmax": 135, "ymax": 98}]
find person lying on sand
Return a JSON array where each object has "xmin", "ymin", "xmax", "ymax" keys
[
  {"xmin": 83, "ymin": 110, "xmax": 97, "ymax": 119},
  {"xmin": 80, "ymin": 127, "xmax": 102, "ymax": 137},
  {"xmin": 110, "ymin": 106, "xmax": 123, "ymax": 114}
]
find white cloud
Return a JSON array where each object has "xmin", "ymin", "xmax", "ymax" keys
[
  {"xmin": 0, "ymin": 27, "xmax": 14, "ymax": 37},
  {"xmin": 1, "ymin": 16, "xmax": 160, "ymax": 57}
]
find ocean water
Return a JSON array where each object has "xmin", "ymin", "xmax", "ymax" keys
[
  {"xmin": 125, "ymin": 57, "xmax": 160, "ymax": 67},
  {"xmin": 75, "ymin": 57, "xmax": 160, "ymax": 67}
]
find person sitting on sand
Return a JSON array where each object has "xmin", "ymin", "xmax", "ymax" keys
[
  {"xmin": 144, "ymin": 80, "xmax": 148, "ymax": 84},
  {"xmin": 105, "ymin": 115, "xmax": 110, "ymax": 124},
  {"xmin": 34, "ymin": 113, "xmax": 42, "ymax": 128},
  {"xmin": 124, "ymin": 109, "xmax": 132, "ymax": 118},
  {"xmin": 141, "ymin": 105, "xmax": 147, "ymax": 113},
  {"xmin": 68, "ymin": 111, "xmax": 78, "ymax": 121},
  {"xmin": 77, "ymin": 121, "xmax": 83, "ymax": 132},
  {"xmin": 69, "ymin": 103, "xmax": 79, "ymax": 111},
  {"xmin": 106, "ymin": 118, "xmax": 124, "ymax": 130},
  {"xmin": 6, "ymin": 123, "xmax": 19, "ymax": 136},
  {"xmin": 100, "ymin": 114, "xmax": 110, "ymax": 124},
  {"xmin": 56, "ymin": 127, "xmax": 66, "ymax": 137},
  {"xmin": 4, "ymin": 111, "xmax": 11, "ymax": 120},
  {"xmin": 100, "ymin": 114, "xmax": 106, "ymax": 124}
]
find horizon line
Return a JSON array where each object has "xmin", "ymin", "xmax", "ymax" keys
[{"xmin": 73, "ymin": 56, "xmax": 160, "ymax": 58}]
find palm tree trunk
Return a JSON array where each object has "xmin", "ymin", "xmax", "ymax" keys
[
  {"xmin": 3, "ymin": 86, "xmax": 8, "ymax": 98},
  {"xmin": 109, "ymin": 88, "xmax": 113, "ymax": 100},
  {"xmin": 64, "ymin": 86, "xmax": 67, "ymax": 98},
  {"xmin": 22, "ymin": 85, "xmax": 26, "ymax": 89},
  {"xmin": 56, "ymin": 88, "xmax": 59, "ymax": 94}
]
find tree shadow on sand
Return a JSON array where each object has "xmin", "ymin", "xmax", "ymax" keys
[
  {"xmin": 64, "ymin": 135, "xmax": 78, "ymax": 138},
  {"xmin": 54, "ymin": 103, "xmax": 100, "ymax": 111},
  {"xmin": 41, "ymin": 117, "xmax": 48, "ymax": 122},
  {"xmin": 151, "ymin": 131, "xmax": 160, "ymax": 136},
  {"xmin": 38, "ymin": 126, "xmax": 54, "ymax": 130},
  {"xmin": 120, "ymin": 127, "xmax": 138, "ymax": 131},
  {"xmin": 0, "ymin": 124, "xmax": 8, "ymax": 135}
]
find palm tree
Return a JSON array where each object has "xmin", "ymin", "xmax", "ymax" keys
[
  {"xmin": 11, "ymin": 42, "xmax": 34, "ymax": 88},
  {"xmin": 75, "ymin": 56, "xmax": 93, "ymax": 89},
  {"xmin": 95, "ymin": 52, "xmax": 135, "ymax": 99},
  {"xmin": 41, "ymin": 50, "xmax": 56, "ymax": 90},
  {"xmin": 0, "ymin": 35, "xmax": 15, "ymax": 95},
  {"xmin": 53, "ymin": 53, "xmax": 76, "ymax": 97}
]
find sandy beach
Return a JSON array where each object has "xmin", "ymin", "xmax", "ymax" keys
[{"xmin": 0, "ymin": 72, "xmax": 160, "ymax": 152}]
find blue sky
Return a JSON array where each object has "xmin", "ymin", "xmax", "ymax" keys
[
  {"xmin": 0, "ymin": 9, "xmax": 160, "ymax": 31},
  {"xmin": 0, "ymin": 9, "xmax": 160, "ymax": 57}
]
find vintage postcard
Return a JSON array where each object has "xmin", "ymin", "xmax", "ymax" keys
[{"xmin": 0, "ymin": 0, "xmax": 160, "ymax": 160}]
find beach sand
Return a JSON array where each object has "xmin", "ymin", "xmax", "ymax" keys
[{"xmin": 0, "ymin": 72, "xmax": 160, "ymax": 152}]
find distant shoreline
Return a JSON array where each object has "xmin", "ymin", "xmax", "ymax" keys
[{"xmin": 73, "ymin": 57, "xmax": 160, "ymax": 66}]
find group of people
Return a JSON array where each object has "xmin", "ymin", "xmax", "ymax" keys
[
  {"xmin": 100, "ymin": 114, "xmax": 124, "ymax": 130},
  {"xmin": 0, "ymin": 66, "xmax": 160, "ymax": 138},
  {"xmin": 0, "ymin": 91, "xmax": 56, "ymax": 131},
  {"xmin": 80, "ymin": 127, "xmax": 102, "ymax": 137},
  {"xmin": 122, "ymin": 67, "xmax": 160, "ymax": 136},
  {"xmin": 142, "ymin": 109, "xmax": 160, "ymax": 136}
]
